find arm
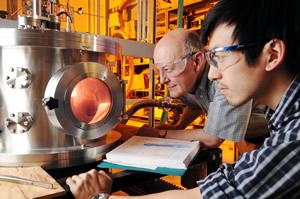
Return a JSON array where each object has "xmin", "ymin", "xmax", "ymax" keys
[
  {"xmin": 66, "ymin": 169, "xmax": 202, "ymax": 199},
  {"xmin": 137, "ymin": 125, "xmax": 223, "ymax": 148},
  {"xmin": 158, "ymin": 107, "xmax": 203, "ymax": 130},
  {"xmin": 198, "ymin": 127, "xmax": 300, "ymax": 198},
  {"xmin": 165, "ymin": 128, "xmax": 223, "ymax": 148},
  {"xmin": 158, "ymin": 107, "xmax": 224, "ymax": 147},
  {"xmin": 110, "ymin": 188, "xmax": 202, "ymax": 199}
]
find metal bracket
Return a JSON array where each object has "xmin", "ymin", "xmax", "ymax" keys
[
  {"xmin": 5, "ymin": 112, "xmax": 34, "ymax": 134},
  {"xmin": 5, "ymin": 67, "xmax": 32, "ymax": 89}
]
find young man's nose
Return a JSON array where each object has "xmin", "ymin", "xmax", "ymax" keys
[{"xmin": 208, "ymin": 66, "xmax": 222, "ymax": 81}]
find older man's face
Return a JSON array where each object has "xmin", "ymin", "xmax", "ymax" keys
[{"xmin": 154, "ymin": 44, "xmax": 199, "ymax": 98}]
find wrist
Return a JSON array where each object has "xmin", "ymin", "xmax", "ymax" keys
[
  {"xmin": 91, "ymin": 193, "xmax": 110, "ymax": 199},
  {"xmin": 159, "ymin": 129, "xmax": 168, "ymax": 138}
]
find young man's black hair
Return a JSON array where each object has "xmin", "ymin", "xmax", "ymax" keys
[{"xmin": 200, "ymin": 0, "xmax": 300, "ymax": 74}]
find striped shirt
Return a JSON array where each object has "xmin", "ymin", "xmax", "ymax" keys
[{"xmin": 197, "ymin": 75, "xmax": 300, "ymax": 198}]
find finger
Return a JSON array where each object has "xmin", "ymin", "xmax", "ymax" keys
[
  {"xmin": 71, "ymin": 175, "xmax": 84, "ymax": 187},
  {"xmin": 66, "ymin": 177, "xmax": 76, "ymax": 187},
  {"xmin": 99, "ymin": 170, "xmax": 112, "ymax": 182}
]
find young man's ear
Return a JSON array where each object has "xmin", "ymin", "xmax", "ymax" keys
[{"xmin": 265, "ymin": 39, "xmax": 286, "ymax": 71}]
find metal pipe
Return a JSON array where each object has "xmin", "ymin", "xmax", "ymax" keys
[
  {"xmin": 147, "ymin": 0, "xmax": 151, "ymax": 42},
  {"xmin": 149, "ymin": 0, "xmax": 157, "ymax": 127},
  {"xmin": 137, "ymin": 0, "xmax": 142, "ymax": 41},
  {"xmin": 119, "ymin": 99, "xmax": 185, "ymax": 125},
  {"xmin": 142, "ymin": 0, "xmax": 147, "ymax": 41},
  {"xmin": 177, "ymin": 0, "xmax": 184, "ymax": 28},
  {"xmin": 33, "ymin": 0, "xmax": 41, "ymax": 18}
]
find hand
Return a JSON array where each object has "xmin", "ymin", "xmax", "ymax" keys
[
  {"xmin": 66, "ymin": 169, "xmax": 112, "ymax": 199},
  {"xmin": 114, "ymin": 123, "xmax": 140, "ymax": 142},
  {"xmin": 136, "ymin": 124, "xmax": 161, "ymax": 137}
]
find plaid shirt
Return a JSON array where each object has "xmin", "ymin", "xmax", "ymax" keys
[{"xmin": 197, "ymin": 75, "xmax": 300, "ymax": 198}]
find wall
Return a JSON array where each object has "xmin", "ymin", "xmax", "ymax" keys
[{"xmin": 0, "ymin": 1, "xmax": 7, "ymax": 11}]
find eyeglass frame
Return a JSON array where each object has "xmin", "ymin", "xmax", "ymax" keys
[
  {"xmin": 205, "ymin": 42, "xmax": 264, "ymax": 71},
  {"xmin": 154, "ymin": 51, "xmax": 198, "ymax": 78}
]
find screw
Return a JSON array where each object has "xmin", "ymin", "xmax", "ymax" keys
[
  {"xmin": 5, "ymin": 120, "xmax": 11, "ymax": 126},
  {"xmin": 18, "ymin": 67, "xmax": 24, "ymax": 72}
]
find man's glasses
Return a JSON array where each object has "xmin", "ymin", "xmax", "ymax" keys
[
  {"xmin": 154, "ymin": 52, "xmax": 197, "ymax": 78},
  {"xmin": 205, "ymin": 43, "xmax": 263, "ymax": 71}
]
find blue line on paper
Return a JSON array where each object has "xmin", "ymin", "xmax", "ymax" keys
[{"xmin": 144, "ymin": 143, "xmax": 188, "ymax": 148}]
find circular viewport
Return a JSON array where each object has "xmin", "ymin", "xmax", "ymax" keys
[{"xmin": 70, "ymin": 77, "xmax": 112, "ymax": 124}]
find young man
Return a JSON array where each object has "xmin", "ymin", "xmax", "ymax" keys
[
  {"xmin": 66, "ymin": 0, "xmax": 300, "ymax": 198},
  {"xmin": 118, "ymin": 28, "xmax": 253, "ymax": 148}
]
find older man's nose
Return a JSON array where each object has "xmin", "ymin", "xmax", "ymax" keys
[{"xmin": 159, "ymin": 72, "xmax": 167, "ymax": 84}]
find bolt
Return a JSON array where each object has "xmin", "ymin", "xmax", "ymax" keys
[
  {"xmin": 5, "ymin": 120, "xmax": 11, "ymax": 126},
  {"xmin": 18, "ymin": 67, "xmax": 24, "ymax": 72},
  {"xmin": 80, "ymin": 50, "xmax": 86, "ymax": 55}
]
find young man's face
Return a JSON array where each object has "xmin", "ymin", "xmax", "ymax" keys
[{"xmin": 206, "ymin": 23, "xmax": 268, "ymax": 106}]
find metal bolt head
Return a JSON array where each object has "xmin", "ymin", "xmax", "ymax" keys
[{"xmin": 17, "ymin": 67, "xmax": 24, "ymax": 72}]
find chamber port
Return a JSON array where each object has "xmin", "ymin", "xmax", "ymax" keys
[{"xmin": 70, "ymin": 77, "xmax": 112, "ymax": 124}]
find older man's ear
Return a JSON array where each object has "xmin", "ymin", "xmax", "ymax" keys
[{"xmin": 194, "ymin": 51, "xmax": 206, "ymax": 71}]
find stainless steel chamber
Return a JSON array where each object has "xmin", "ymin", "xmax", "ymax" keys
[{"xmin": 0, "ymin": 28, "xmax": 124, "ymax": 169}]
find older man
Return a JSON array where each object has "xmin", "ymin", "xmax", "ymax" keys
[
  {"xmin": 66, "ymin": 0, "xmax": 300, "ymax": 198},
  {"xmin": 120, "ymin": 28, "xmax": 253, "ymax": 148}
]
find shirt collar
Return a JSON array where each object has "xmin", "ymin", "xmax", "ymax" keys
[
  {"xmin": 265, "ymin": 75, "xmax": 300, "ymax": 129},
  {"xmin": 190, "ymin": 63, "xmax": 210, "ymax": 95}
]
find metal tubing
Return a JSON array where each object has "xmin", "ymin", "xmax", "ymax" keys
[
  {"xmin": 33, "ymin": 0, "xmax": 41, "ymax": 18},
  {"xmin": 137, "ymin": 0, "xmax": 142, "ymax": 41},
  {"xmin": 177, "ymin": 0, "xmax": 184, "ymax": 28}
]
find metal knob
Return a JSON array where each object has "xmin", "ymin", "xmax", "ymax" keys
[{"xmin": 42, "ymin": 97, "xmax": 59, "ymax": 110}]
